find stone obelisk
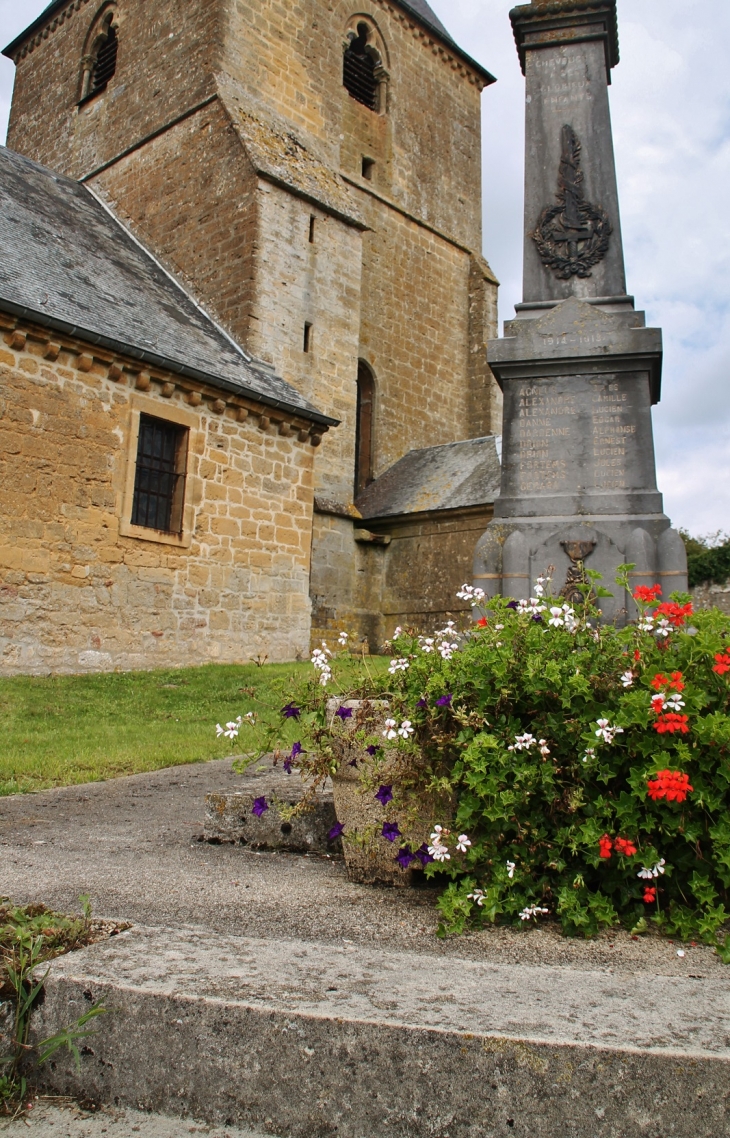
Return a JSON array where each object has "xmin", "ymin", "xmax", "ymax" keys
[{"xmin": 474, "ymin": 0, "xmax": 687, "ymax": 618}]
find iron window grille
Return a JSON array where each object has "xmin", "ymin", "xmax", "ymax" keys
[
  {"xmin": 131, "ymin": 414, "xmax": 188, "ymax": 535},
  {"xmin": 91, "ymin": 23, "xmax": 118, "ymax": 94},
  {"xmin": 343, "ymin": 25, "xmax": 377, "ymax": 110}
]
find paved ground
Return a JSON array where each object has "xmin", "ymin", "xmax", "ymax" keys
[
  {"xmin": 3, "ymin": 1099, "xmax": 275, "ymax": 1137},
  {"xmin": 0, "ymin": 757, "xmax": 722, "ymax": 973}
]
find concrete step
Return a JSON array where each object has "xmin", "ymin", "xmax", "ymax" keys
[{"xmin": 32, "ymin": 923, "xmax": 730, "ymax": 1138}]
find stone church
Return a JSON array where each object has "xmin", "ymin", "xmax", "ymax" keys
[{"xmin": 0, "ymin": 0, "xmax": 502, "ymax": 674}]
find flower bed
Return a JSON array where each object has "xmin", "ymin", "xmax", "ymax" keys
[{"xmin": 220, "ymin": 570, "xmax": 730, "ymax": 957}]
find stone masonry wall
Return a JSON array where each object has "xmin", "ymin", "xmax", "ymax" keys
[
  {"xmin": 0, "ymin": 317, "xmax": 317, "ymax": 675},
  {"xmin": 6, "ymin": 0, "xmax": 219, "ymax": 180},
  {"xmin": 92, "ymin": 102, "xmax": 261, "ymax": 359}
]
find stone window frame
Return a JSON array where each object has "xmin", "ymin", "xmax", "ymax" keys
[
  {"xmin": 119, "ymin": 394, "xmax": 202, "ymax": 549},
  {"xmin": 343, "ymin": 15, "xmax": 390, "ymax": 114},
  {"xmin": 78, "ymin": 2, "xmax": 118, "ymax": 105}
]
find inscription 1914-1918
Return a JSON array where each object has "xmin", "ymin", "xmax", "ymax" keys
[{"xmin": 508, "ymin": 377, "xmax": 638, "ymax": 497}]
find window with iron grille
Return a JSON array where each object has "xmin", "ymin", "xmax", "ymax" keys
[
  {"xmin": 131, "ymin": 414, "xmax": 188, "ymax": 534},
  {"xmin": 343, "ymin": 24, "xmax": 377, "ymax": 111},
  {"xmin": 91, "ymin": 22, "xmax": 118, "ymax": 94}
]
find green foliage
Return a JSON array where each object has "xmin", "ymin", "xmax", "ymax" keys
[
  {"xmin": 292, "ymin": 580, "xmax": 730, "ymax": 953},
  {"xmin": 680, "ymin": 529, "xmax": 730, "ymax": 588},
  {"xmin": 1, "ymin": 897, "xmax": 107, "ymax": 1113}
]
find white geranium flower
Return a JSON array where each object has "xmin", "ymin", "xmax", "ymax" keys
[
  {"xmin": 216, "ymin": 721, "xmax": 240, "ymax": 739},
  {"xmin": 595, "ymin": 719, "xmax": 624, "ymax": 744},
  {"xmin": 508, "ymin": 733, "xmax": 536, "ymax": 752},
  {"xmin": 506, "ymin": 861, "xmax": 516, "ymax": 879},
  {"xmin": 382, "ymin": 718, "xmax": 398, "ymax": 741},
  {"xmin": 519, "ymin": 906, "xmax": 549, "ymax": 921},
  {"xmin": 456, "ymin": 834, "xmax": 471, "ymax": 853},
  {"xmin": 467, "ymin": 888, "xmax": 485, "ymax": 906},
  {"xmin": 548, "ymin": 606, "xmax": 565, "ymax": 627},
  {"xmin": 420, "ymin": 638, "xmax": 435, "ymax": 653},
  {"xmin": 388, "ymin": 658, "xmax": 410, "ymax": 674},
  {"xmin": 338, "ymin": 631, "xmax": 349, "ymax": 646},
  {"xmin": 538, "ymin": 739, "xmax": 551, "ymax": 757},
  {"xmin": 397, "ymin": 719, "xmax": 414, "ymax": 739},
  {"xmin": 621, "ymin": 671, "xmax": 634, "ymax": 688}
]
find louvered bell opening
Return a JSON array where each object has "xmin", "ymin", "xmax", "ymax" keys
[
  {"xmin": 91, "ymin": 24, "xmax": 118, "ymax": 93},
  {"xmin": 343, "ymin": 47, "xmax": 377, "ymax": 111}
]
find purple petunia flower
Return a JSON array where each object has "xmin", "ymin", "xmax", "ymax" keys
[
  {"xmin": 365, "ymin": 744, "xmax": 379, "ymax": 756},
  {"xmin": 335, "ymin": 705, "xmax": 353, "ymax": 720},
  {"xmin": 416, "ymin": 697, "xmax": 428, "ymax": 709},
  {"xmin": 284, "ymin": 741, "xmax": 303, "ymax": 773},
  {"xmin": 375, "ymin": 785, "xmax": 393, "ymax": 806},
  {"xmin": 382, "ymin": 821, "xmax": 401, "ymax": 842},
  {"xmin": 252, "ymin": 796, "xmax": 269, "ymax": 817},
  {"xmin": 395, "ymin": 847, "xmax": 417, "ymax": 869},
  {"xmin": 532, "ymin": 613, "xmax": 543, "ymax": 623},
  {"xmin": 328, "ymin": 821, "xmax": 345, "ymax": 841},
  {"xmin": 414, "ymin": 843, "xmax": 434, "ymax": 866},
  {"xmin": 436, "ymin": 694, "xmax": 453, "ymax": 707},
  {"xmin": 348, "ymin": 757, "xmax": 359, "ymax": 768},
  {"xmin": 281, "ymin": 703, "xmax": 301, "ymax": 720},
  {"xmin": 506, "ymin": 600, "xmax": 519, "ymax": 611}
]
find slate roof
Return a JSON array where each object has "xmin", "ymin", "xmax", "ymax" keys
[
  {"xmin": 0, "ymin": 146, "xmax": 334, "ymax": 425},
  {"xmin": 3, "ymin": 1, "xmax": 495, "ymax": 84},
  {"xmin": 356, "ymin": 436, "xmax": 501, "ymax": 520}
]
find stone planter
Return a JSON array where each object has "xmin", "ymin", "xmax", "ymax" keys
[
  {"xmin": 204, "ymin": 755, "xmax": 340, "ymax": 853},
  {"xmin": 327, "ymin": 699, "xmax": 423, "ymax": 887}
]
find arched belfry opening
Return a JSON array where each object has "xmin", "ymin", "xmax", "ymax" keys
[
  {"xmin": 343, "ymin": 20, "xmax": 388, "ymax": 113},
  {"xmin": 79, "ymin": 7, "xmax": 118, "ymax": 103},
  {"xmin": 355, "ymin": 361, "xmax": 375, "ymax": 497}
]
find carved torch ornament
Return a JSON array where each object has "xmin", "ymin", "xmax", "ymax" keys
[
  {"xmin": 533, "ymin": 125, "xmax": 612, "ymax": 280},
  {"xmin": 560, "ymin": 539, "xmax": 596, "ymax": 606}
]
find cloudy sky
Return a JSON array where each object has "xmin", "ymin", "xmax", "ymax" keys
[{"xmin": 0, "ymin": 1, "xmax": 728, "ymax": 538}]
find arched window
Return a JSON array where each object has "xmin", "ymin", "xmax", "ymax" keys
[
  {"xmin": 344, "ymin": 23, "xmax": 377, "ymax": 110},
  {"xmin": 79, "ymin": 8, "xmax": 118, "ymax": 103},
  {"xmin": 354, "ymin": 361, "xmax": 375, "ymax": 497}
]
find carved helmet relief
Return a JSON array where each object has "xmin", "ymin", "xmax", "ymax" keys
[{"xmin": 533, "ymin": 125, "xmax": 612, "ymax": 279}]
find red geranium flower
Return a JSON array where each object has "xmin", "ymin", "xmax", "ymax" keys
[
  {"xmin": 651, "ymin": 672, "xmax": 684, "ymax": 692},
  {"xmin": 653, "ymin": 713, "xmax": 690, "ymax": 735},
  {"xmin": 654, "ymin": 602, "xmax": 693, "ymax": 627},
  {"xmin": 633, "ymin": 584, "xmax": 662, "ymax": 603},
  {"xmin": 643, "ymin": 886, "xmax": 656, "ymax": 904},
  {"xmin": 476, "ymin": 617, "xmax": 488, "ymax": 627},
  {"xmin": 598, "ymin": 835, "xmax": 613, "ymax": 859},
  {"xmin": 713, "ymin": 652, "xmax": 730, "ymax": 676},
  {"xmin": 634, "ymin": 649, "xmax": 641, "ymax": 662},
  {"xmin": 647, "ymin": 769, "xmax": 693, "ymax": 802},
  {"xmin": 614, "ymin": 837, "xmax": 638, "ymax": 857}
]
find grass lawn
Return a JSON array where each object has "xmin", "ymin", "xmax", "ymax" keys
[{"xmin": 0, "ymin": 660, "xmax": 337, "ymax": 796}]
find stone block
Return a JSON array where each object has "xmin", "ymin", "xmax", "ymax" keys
[{"xmin": 204, "ymin": 756, "xmax": 340, "ymax": 854}]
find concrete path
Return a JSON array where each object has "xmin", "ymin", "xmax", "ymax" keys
[{"xmin": 0, "ymin": 757, "xmax": 720, "ymax": 974}]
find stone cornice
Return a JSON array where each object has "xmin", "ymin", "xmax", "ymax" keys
[{"xmin": 510, "ymin": 0, "xmax": 619, "ymax": 77}]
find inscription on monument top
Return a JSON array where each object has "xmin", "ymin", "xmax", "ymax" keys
[{"xmin": 503, "ymin": 375, "xmax": 647, "ymax": 499}]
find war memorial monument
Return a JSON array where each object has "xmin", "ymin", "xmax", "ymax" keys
[{"xmin": 475, "ymin": 0, "xmax": 688, "ymax": 615}]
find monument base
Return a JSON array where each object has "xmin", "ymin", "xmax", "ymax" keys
[{"xmin": 478, "ymin": 298, "xmax": 687, "ymax": 618}]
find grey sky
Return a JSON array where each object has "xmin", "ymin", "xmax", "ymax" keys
[{"xmin": 1, "ymin": 0, "xmax": 727, "ymax": 537}]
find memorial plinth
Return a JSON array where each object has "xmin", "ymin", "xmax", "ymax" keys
[{"xmin": 475, "ymin": 0, "xmax": 687, "ymax": 618}]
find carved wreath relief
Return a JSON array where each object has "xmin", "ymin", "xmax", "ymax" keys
[{"xmin": 533, "ymin": 125, "xmax": 612, "ymax": 280}]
